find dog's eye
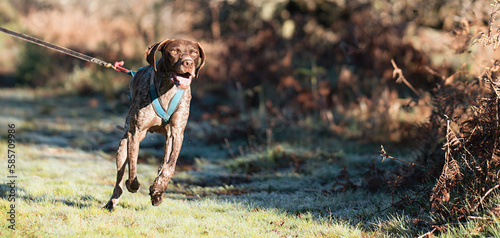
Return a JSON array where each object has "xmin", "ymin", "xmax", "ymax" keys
[
  {"xmin": 170, "ymin": 49, "xmax": 178, "ymax": 55},
  {"xmin": 191, "ymin": 51, "xmax": 198, "ymax": 56}
]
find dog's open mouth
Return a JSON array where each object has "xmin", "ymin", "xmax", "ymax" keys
[{"xmin": 171, "ymin": 73, "xmax": 192, "ymax": 89}]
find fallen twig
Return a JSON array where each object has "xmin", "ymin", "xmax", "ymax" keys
[
  {"xmin": 467, "ymin": 216, "xmax": 491, "ymax": 220},
  {"xmin": 470, "ymin": 184, "xmax": 500, "ymax": 212},
  {"xmin": 417, "ymin": 228, "xmax": 436, "ymax": 238},
  {"xmin": 380, "ymin": 145, "xmax": 427, "ymax": 169}
]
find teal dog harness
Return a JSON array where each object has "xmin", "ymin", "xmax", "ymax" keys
[
  {"xmin": 128, "ymin": 67, "xmax": 185, "ymax": 123},
  {"xmin": 149, "ymin": 70, "xmax": 185, "ymax": 123}
]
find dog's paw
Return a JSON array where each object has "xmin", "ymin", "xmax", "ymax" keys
[
  {"xmin": 125, "ymin": 178, "xmax": 141, "ymax": 193},
  {"xmin": 103, "ymin": 201, "xmax": 115, "ymax": 211},
  {"xmin": 149, "ymin": 186, "xmax": 164, "ymax": 206},
  {"xmin": 151, "ymin": 194, "xmax": 163, "ymax": 206}
]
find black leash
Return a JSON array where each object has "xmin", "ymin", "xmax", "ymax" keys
[{"xmin": 0, "ymin": 26, "xmax": 132, "ymax": 73}]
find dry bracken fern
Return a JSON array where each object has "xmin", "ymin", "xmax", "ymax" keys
[
  {"xmin": 474, "ymin": 1, "xmax": 500, "ymax": 50},
  {"xmin": 430, "ymin": 121, "xmax": 463, "ymax": 210}
]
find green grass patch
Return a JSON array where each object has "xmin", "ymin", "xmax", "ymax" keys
[
  {"xmin": 0, "ymin": 143, "xmax": 370, "ymax": 237},
  {"xmin": 0, "ymin": 140, "xmax": 389, "ymax": 237}
]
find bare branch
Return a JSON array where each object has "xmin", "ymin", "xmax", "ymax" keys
[{"xmin": 391, "ymin": 59, "xmax": 421, "ymax": 97}]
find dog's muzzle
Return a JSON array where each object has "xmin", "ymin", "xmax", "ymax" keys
[
  {"xmin": 170, "ymin": 73, "xmax": 192, "ymax": 89},
  {"xmin": 171, "ymin": 58, "xmax": 196, "ymax": 89}
]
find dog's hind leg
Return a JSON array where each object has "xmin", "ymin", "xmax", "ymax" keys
[
  {"xmin": 104, "ymin": 133, "xmax": 128, "ymax": 210},
  {"xmin": 125, "ymin": 127, "xmax": 147, "ymax": 193}
]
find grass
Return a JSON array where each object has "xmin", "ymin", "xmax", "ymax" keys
[
  {"xmin": 1, "ymin": 88, "xmax": 498, "ymax": 237},
  {"xmin": 0, "ymin": 142, "xmax": 370, "ymax": 237}
]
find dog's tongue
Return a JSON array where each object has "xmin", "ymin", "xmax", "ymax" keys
[{"xmin": 173, "ymin": 74, "xmax": 192, "ymax": 89}]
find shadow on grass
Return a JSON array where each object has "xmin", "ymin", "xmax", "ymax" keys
[
  {"xmin": 0, "ymin": 89, "xmax": 128, "ymax": 151},
  {"xmin": 162, "ymin": 143, "xmax": 414, "ymax": 222},
  {"xmin": 0, "ymin": 184, "xmax": 24, "ymax": 200},
  {"xmin": 20, "ymin": 194, "xmax": 101, "ymax": 209}
]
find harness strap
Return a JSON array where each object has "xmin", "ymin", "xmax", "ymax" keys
[{"xmin": 148, "ymin": 70, "xmax": 185, "ymax": 123}]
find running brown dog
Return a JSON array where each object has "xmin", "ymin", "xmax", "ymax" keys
[{"xmin": 104, "ymin": 39, "xmax": 205, "ymax": 210}]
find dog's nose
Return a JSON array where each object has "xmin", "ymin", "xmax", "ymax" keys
[{"xmin": 182, "ymin": 59, "xmax": 193, "ymax": 67}]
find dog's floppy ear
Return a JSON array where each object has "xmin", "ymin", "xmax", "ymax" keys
[
  {"xmin": 195, "ymin": 42, "xmax": 206, "ymax": 78},
  {"xmin": 145, "ymin": 39, "xmax": 171, "ymax": 71}
]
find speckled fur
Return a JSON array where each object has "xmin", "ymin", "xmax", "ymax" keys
[{"xmin": 104, "ymin": 39, "xmax": 205, "ymax": 210}]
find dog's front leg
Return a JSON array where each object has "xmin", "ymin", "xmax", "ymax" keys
[
  {"xmin": 125, "ymin": 128, "xmax": 147, "ymax": 193},
  {"xmin": 149, "ymin": 126, "xmax": 184, "ymax": 206},
  {"xmin": 104, "ymin": 133, "xmax": 128, "ymax": 210}
]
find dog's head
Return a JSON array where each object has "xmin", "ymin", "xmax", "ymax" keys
[{"xmin": 145, "ymin": 39, "xmax": 205, "ymax": 89}]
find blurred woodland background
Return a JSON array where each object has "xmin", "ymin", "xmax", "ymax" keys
[
  {"xmin": 2, "ymin": 0, "xmax": 493, "ymax": 144},
  {"xmin": 4, "ymin": 0, "xmax": 500, "ymax": 228}
]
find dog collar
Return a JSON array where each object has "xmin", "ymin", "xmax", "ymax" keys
[{"xmin": 149, "ymin": 69, "xmax": 185, "ymax": 123}]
